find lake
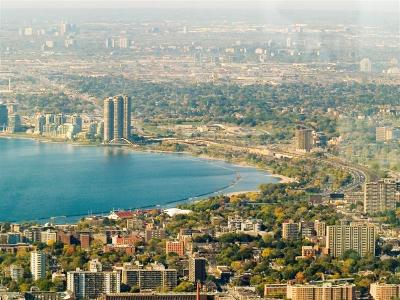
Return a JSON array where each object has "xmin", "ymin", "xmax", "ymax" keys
[{"xmin": 0, "ymin": 138, "xmax": 280, "ymax": 222}]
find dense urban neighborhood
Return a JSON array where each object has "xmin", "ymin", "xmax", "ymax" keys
[{"xmin": 1, "ymin": 1, "xmax": 400, "ymax": 300}]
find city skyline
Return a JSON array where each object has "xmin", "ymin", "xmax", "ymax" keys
[
  {"xmin": 2, "ymin": 0, "xmax": 398, "ymax": 10},
  {"xmin": 0, "ymin": 0, "xmax": 400, "ymax": 299}
]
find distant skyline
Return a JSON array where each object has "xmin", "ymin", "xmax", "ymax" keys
[{"xmin": 1, "ymin": 0, "xmax": 399, "ymax": 12}]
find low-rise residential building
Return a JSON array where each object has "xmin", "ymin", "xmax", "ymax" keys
[
  {"xmin": 264, "ymin": 284, "xmax": 287, "ymax": 298},
  {"xmin": 301, "ymin": 246, "xmax": 319, "ymax": 258},
  {"xmin": 227, "ymin": 217, "xmax": 262, "ymax": 233}
]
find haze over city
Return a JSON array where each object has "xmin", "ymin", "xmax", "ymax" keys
[{"xmin": 0, "ymin": 0, "xmax": 400, "ymax": 300}]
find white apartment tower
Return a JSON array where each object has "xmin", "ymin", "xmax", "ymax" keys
[{"xmin": 30, "ymin": 251, "xmax": 46, "ymax": 280}]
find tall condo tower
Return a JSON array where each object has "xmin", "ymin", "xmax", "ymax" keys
[
  {"xmin": 0, "ymin": 104, "xmax": 8, "ymax": 131},
  {"xmin": 103, "ymin": 97, "xmax": 114, "ymax": 142},
  {"xmin": 113, "ymin": 96, "xmax": 124, "ymax": 140},
  {"xmin": 295, "ymin": 128, "xmax": 313, "ymax": 152},
  {"xmin": 123, "ymin": 95, "xmax": 131, "ymax": 139},
  {"xmin": 103, "ymin": 95, "xmax": 131, "ymax": 142}
]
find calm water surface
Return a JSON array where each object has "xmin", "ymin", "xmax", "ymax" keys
[{"xmin": 0, "ymin": 138, "xmax": 279, "ymax": 222}]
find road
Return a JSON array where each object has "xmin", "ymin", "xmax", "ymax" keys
[{"xmin": 168, "ymin": 138, "xmax": 375, "ymax": 195}]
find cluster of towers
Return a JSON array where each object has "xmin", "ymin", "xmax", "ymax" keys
[{"xmin": 103, "ymin": 95, "xmax": 131, "ymax": 142}]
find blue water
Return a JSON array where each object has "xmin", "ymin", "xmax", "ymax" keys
[{"xmin": 0, "ymin": 138, "xmax": 279, "ymax": 222}]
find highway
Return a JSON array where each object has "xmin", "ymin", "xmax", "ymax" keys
[{"xmin": 168, "ymin": 138, "xmax": 375, "ymax": 195}]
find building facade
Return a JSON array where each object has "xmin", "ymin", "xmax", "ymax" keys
[
  {"xmin": 360, "ymin": 58, "xmax": 372, "ymax": 73},
  {"xmin": 314, "ymin": 220, "xmax": 326, "ymax": 237},
  {"xmin": 166, "ymin": 241, "xmax": 185, "ymax": 257},
  {"xmin": 0, "ymin": 104, "xmax": 8, "ymax": 130},
  {"xmin": 98, "ymin": 294, "xmax": 215, "ymax": 300},
  {"xmin": 145, "ymin": 229, "xmax": 165, "ymax": 242},
  {"xmin": 113, "ymin": 96, "xmax": 124, "ymax": 140},
  {"xmin": 103, "ymin": 95, "xmax": 131, "ymax": 142},
  {"xmin": 295, "ymin": 129, "xmax": 313, "ymax": 152},
  {"xmin": 10, "ymin": 264, "xmax": 24, "ymax": 281},
  {"xmin": 67, "ymin": 271, "xmax": 121, "ymax": 299},
  {"xmin": 122, "ymin": 269, "xmax": 177, "ymax": 291},
  {"xmin": 376, "ymin": 127, "xmax": 393, "ymax": 142},
  {"xmin": 30, "ymin": 251, "xmax": 46, "ymax": 281},
  {"xmin": 326, "ymin": 224, "xmax": 377, "ymax": 258},
  {"xmin": 282, "ymin": 221, "xmax": 299, "ymax": 240},
  {"xmin": 123, "ymin": 95, "xmax": 132, "ymax": 140},
  {"xmin": 104, "ymin": 97, "xmax": 114, "ymax": 142},
  {"xmin": 264, "ymin": 284, "xmax": 287, "ymax": 298},
  {"xmin": 188, "ymin": 256, "xmax": 207, "ymax": 283},
  {"xmin": 370, "ymin": 283, "xmax": 400, "ymax": 300},
  {"xmin": 287, "ymin": 283, "xmax": 355, "ymax": 300},
  {"xmin": 364, "ymin": 180, "xmax": 396, "ymax": 214}
]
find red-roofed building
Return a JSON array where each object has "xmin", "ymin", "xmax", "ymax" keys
[{"xmin": 108, "ymin": 210, "xmax": 134, "ymax": 220}]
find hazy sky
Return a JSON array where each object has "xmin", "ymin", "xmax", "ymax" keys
[{"xmin": 1, "ymin": 0, "xmax": 399, "ymax": 11}]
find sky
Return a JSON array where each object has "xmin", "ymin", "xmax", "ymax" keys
[{"xmin": 1, "ymin": 0, "xmax": 399, "ymax": 11}]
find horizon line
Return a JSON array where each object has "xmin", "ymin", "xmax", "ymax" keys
[{"xmin": 1, "ymin": 0, "xmax": 399, "ymax": 12}]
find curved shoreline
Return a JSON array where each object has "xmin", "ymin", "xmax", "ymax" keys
[
  {"xmin": 0, "ymin": 134, "xmax": 292, "ymax": 223},
  {"xmin": 0, "ymin": 133, "xmax": 294, "ymax": 185}
]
